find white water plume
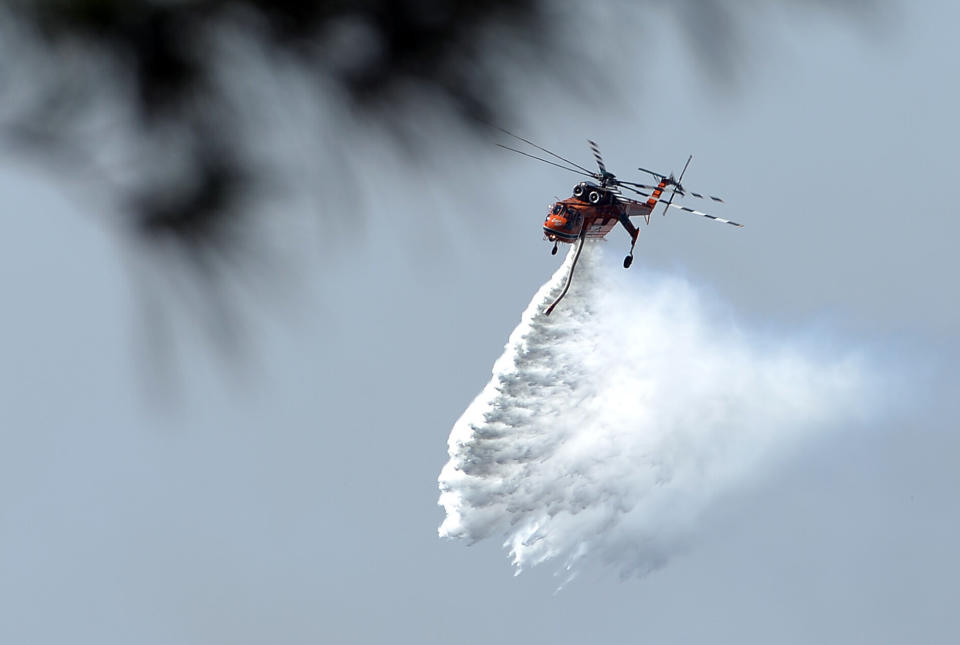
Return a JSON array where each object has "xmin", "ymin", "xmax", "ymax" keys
[{"xmin": 438, "ymin": 242, "xmax": 871, "ymax": 578}]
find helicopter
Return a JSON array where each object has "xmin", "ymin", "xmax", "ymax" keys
[{"xmin": 496, "ymin": 129, "xmax": 743, "ymax": 314}]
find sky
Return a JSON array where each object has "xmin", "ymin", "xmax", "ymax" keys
[{"xmin": 2, "ymin": 1, "xmax": 959, "ymax": 643}]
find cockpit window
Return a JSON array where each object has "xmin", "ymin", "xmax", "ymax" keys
[{"xmin": 552, "ymin": 203, "xmax": 564, "ymax": 215}]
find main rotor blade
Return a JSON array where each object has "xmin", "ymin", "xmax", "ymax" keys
[
  {"xmin": 588, "ymin": 140, "xmax": 608, "ymax": 175},
  {"xmin": 496, "ymin": 127, "xmax": 597, "ymax": 176},
  {"xmin": 687, "ymin": 191, "xmax": 726, "ymax": 203},
  {"xmin": 496, "ymin": 144, "xmax": 595, "ymax": 178},
  {"xmin": 625, "ymin": 180, "xmax": 724, "ymax": 203},
  {"xmin": 664, "ymin": 202, "xmax": 743, "ymax": 227},
  {"xmin": 619, "ymin": 180, "xmax": 665, "ymax": 191},
  {"xmin": 618, "ymin": 184, "xmax": 653, "ymax": 198},
  {"xmin": 637, "ymin": 166, "xmax": 666, "ymax": 180}
]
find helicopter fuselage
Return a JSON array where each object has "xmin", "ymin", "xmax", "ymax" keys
[
  {"xmin": 543, "ymin": 182, "xmax": 654, "ymax": 244},
  {"xmin": 494, "ymin": 128, "xmax": 738, "ymax": 314}
]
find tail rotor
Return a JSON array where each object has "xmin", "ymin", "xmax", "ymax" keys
[{"xmin": 661, "ymin": 154, "xmax": 692, "ymax": 217}]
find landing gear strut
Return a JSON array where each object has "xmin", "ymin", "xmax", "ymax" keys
[
  {"xmin": 551, "ymin": 242, "xmax": 558, "ymax": 256},
  {"xmin": 616, "ymin": 212, "xmax": 639, "ymax": 270}
]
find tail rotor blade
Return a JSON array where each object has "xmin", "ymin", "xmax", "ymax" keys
[
  {"xmin": 671, "ymin": 157, "xmax": 725, "ymax": 202},
  {"xmin": 674, "ymin": 154, "xmax": 692, "ymax": 193},
  {"xmin": 660, "ymin": 186, "xmax": 677, "ymax": 216},
  {"xmin": 661, "ymin": 155, "xmax": 692, "ymax": 217}
]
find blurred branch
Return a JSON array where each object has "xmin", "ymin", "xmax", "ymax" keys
[
  {"xmin": 2, "ymin": 0, "xmax": 545, "ymax": 249},
  {"xmin": 0, "ymin": 0, "xmax": 884, "ymax": 361}
]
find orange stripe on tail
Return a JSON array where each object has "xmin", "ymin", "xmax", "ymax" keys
[{"xmin": 645, "ymin": 180, "xmax": 668, "ymax": 208}]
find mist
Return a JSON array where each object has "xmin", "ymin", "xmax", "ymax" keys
[{"xmin": 439, "ymin": 242, "xmax": 874, "ymax": 581}]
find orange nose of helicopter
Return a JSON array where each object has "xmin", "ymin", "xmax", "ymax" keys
[{"xmin": 543, "ymin": 202, "xmax": 582, "ymax": 241}]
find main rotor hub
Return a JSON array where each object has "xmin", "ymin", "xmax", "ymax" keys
[{"xmin": 599, "ymin": 171, "xmax": 617, "ymax": 187}]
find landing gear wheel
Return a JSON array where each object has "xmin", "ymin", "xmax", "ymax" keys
[
  {"xmin": 623, "ymin": 255, "xmax": 633, "ymax": 269},
  {"xmin": 551, "ymin": 243, "xmax": 558, "ymax": 256}
]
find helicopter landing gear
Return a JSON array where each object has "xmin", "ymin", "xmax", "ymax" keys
[
  {"xmin": 624, "ymin": 231, "xmax": 638, "ymax": 269},
  {"xmin": 616, "ymin": 212, "xmax": 639, "ymax": 270},
  {"xmin": 551, "ymin": 242, "xmax": 558, "ymax": 256}
]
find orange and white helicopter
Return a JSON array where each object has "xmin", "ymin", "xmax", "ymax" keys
[{"xmin": 497, "ymin": 129, "xmax": 743, "ymax": 314}]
